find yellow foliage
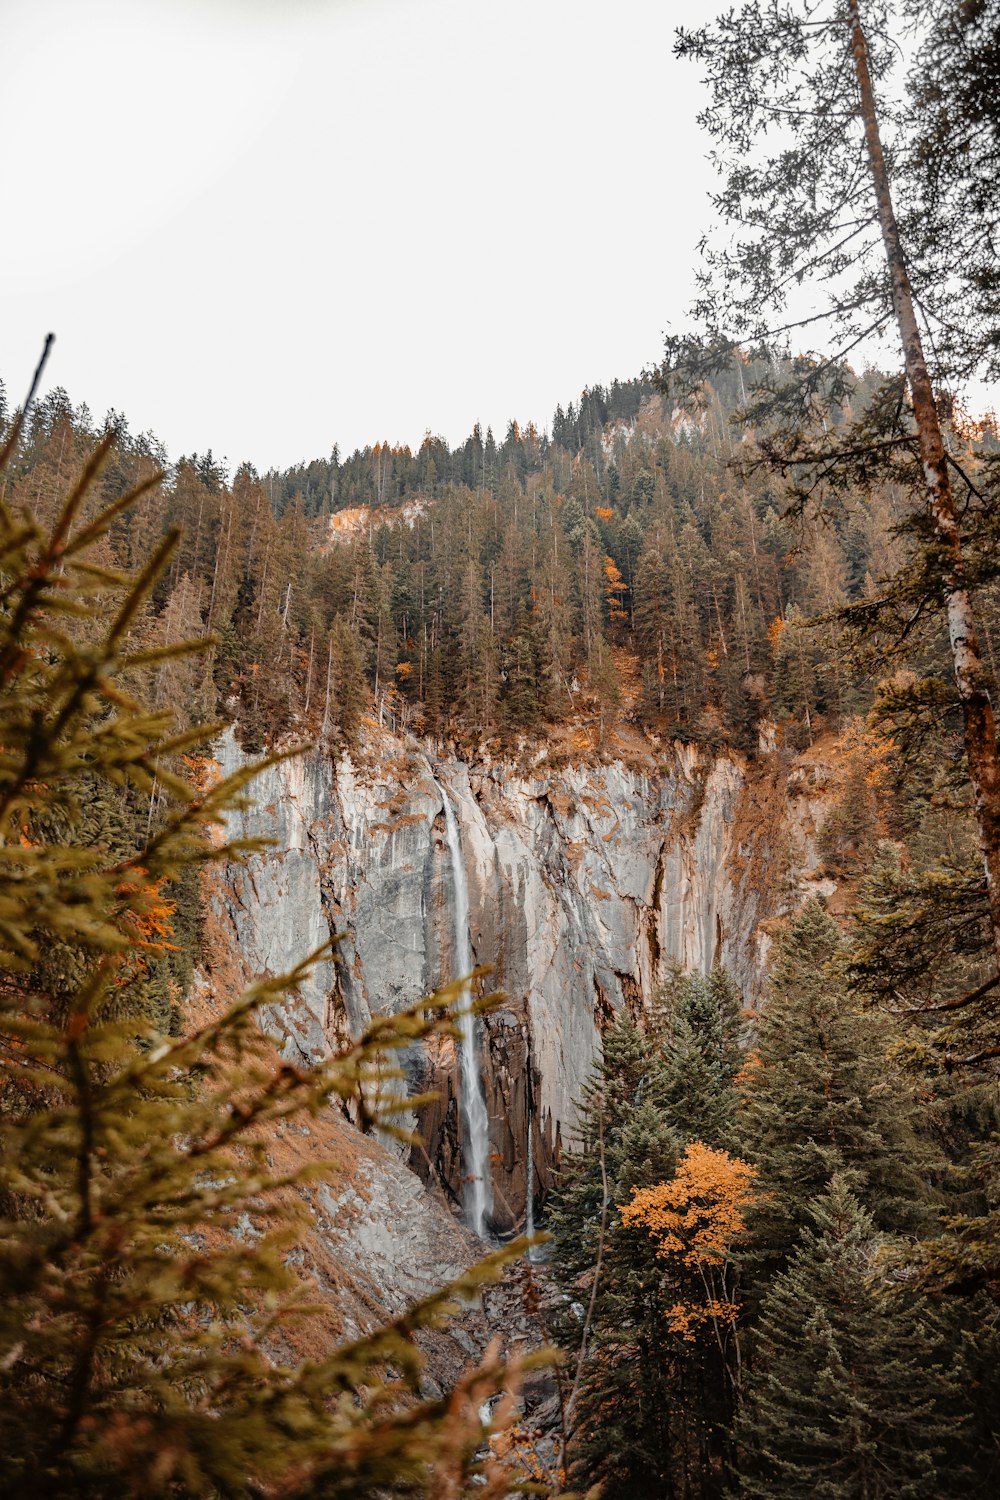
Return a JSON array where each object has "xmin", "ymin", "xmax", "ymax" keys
[
  {"xmin": 621, "ymin": 1142, "xmax": 761, "ymax": 1341},
  {"xmin": 113, "ymin": 871, "xmax": 179, "ymax": 985},
  {"xmin": 623, "ymin": 1142, "xmax": 759, "ymax": 1268},
  {"xmin": 181, "ymin": 753, "xmax": 222, "ymax": 795},
  {"xmin": 113, "ymin": 870, "xmax": 176, "ymax": 950},
  {"xmin": 841, "ymin": 715, "xmax": 895, "ymax": 794},
  {"xmin": 494, "ymin": 1424, "xmax": 565, "ymax": 1487},
  {"xmin": 662, "ymin": 1297, "xmax": 742, "ymax": 1338},
  {"xmin": 950, "ymin": 402, "xmax": 998, "ymax": 444},
  {"xmin": 827, "ymin": 714, "xmax": 898, "ymax": 845},
  {"xmin": 604, "ymin": 555, "xmax": 629, "ymax": 621}
]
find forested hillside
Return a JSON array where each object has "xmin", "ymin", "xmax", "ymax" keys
[
  {"xmin": 4, "ymin": 330, "xmax": 1000, "ymax": 1492},
  {"xmin": 3, "ymin": 0, "xmax": 1000, "ymax": 1484},
  {"xmin": 9, "ymin": 359, "xmax": 994, "ymax": 762}
]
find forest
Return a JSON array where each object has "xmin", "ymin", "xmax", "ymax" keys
[
  {"xmin": 4, "ymin": 356, "xmax": 967, "ymax": 759},
  {"xmin": 2, "ymin": 0, "xmax": 1000, "ymax": 1493}
]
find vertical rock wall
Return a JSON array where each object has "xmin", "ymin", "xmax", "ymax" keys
[{"xmin": 215, "ymin": 729, "xmax": 804, "ymax": 1234}]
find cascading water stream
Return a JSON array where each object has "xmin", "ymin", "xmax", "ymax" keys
[
  {"xmin": 525, "ymin": 1102, "xmax": 536, "ymax": 1259},
  {"xmin": 437, "ymin": 782, "xmax": 492, "ymax": 1238}
]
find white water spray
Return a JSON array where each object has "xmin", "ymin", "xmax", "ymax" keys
[{"xmin": 438, "ymin": 784, "xmax": 492, "ymax": 1238}]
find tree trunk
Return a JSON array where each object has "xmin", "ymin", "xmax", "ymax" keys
[
  {"xmin": 321, "ymin": 636, "xmax": 333, "ymax": 742},
  {"xmin": 303, "ymin": 623, "xmax": 315, "ymax": 717},
  {"xmin": 849, "ymin": 0, "xmax": 1000, "ymax": 968}
]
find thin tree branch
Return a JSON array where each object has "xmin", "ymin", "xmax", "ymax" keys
[{"xmin": 0, "ymin": 334, "xmax": 55, "ymax": 475}]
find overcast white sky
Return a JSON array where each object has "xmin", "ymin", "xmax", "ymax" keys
[{"xmin": 1, "ymin": 0, "xmax": 723, "ymax": 472}]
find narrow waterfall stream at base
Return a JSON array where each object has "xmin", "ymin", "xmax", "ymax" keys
[
  {"xmin": 436, "ymin": 779, "xmax": 492, "ymax": 1239},
  {"xmin": 525, "ymin": 1101, "xmax": 537, "ymax": 1259}
]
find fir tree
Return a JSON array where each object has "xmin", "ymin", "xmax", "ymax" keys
[
  {"xmin": 547, "ymin": 1010, "xmax": 681, "ymax": 1496},
  {"xmin": 502, "ymin": 632, "xmax": 539, "ymax": 731},
  {"xmin": 739, "ymin": 898, "xmax": 928, "ymax": 1283},
  {"xmin": 650, "ymin": 966, "xmax": 741, "ymax": 1149},
  {"xmin": 740, "ymin": 1177, "xmax": 960, "ymax": 1500},
  {"xmin": 550, "ymin": 975, "xmax": 745, "ymax": 1499},
  {"xmin": 323, "ymin": 612, "xmax": 368, "ymax": 746}
]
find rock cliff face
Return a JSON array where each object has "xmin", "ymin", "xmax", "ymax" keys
[
  {"xmin": 188, "ymin": 914, "xmax": 489, "ymax": 1389},
  {"xmin": 215, "ymin": 728, "xmax": 828, "ymax": 1236}
]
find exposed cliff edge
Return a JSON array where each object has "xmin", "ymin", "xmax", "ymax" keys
[{"xmin": 214, "ymin": 728, "xmax": 832, "ymax": 1236}]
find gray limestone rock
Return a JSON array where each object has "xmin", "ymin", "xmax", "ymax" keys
[{"xmin": 213, "ymin": 727, "xmax": 823, "ymax": 1236}]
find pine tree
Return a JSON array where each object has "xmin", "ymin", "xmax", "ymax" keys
[
  {"xmin": 633, "ymin": 526, "xmax": 674, "ymax": 720},
  {"xmin": 739, "ymin": 1177, "xmax": 960, "ymax": 1500},
  {"xmin": 650, "ymin": 966, "xmax": 741, "ymax": 1149},
  {"xmin": 769, "ymin": 605, "xmax": 820, "ymax": 745},
  {"xmin": 323, "ymin": 612, "xmax": 368, "ymax": 747},
  {"xmin": 152, "ymin": 570, "xmax": 215, "ymax": 726},
  {"xmin": 739, "ymin": 898, "xmax": 928, "ymax": 1285},
  {"xmin": 551, "ymin": 1013, "xmax": 683, "ymax": 1500},
  {"xmin": 548, "ymin": 1010, "xmax": 658, "ymax": 1305},
  {"xmin": 502, "ymin": 632, "xmax": 539, "ymax": 732},
  {"xmin": 457, "ymin": 557, "xmax": 486, "ymax": 723},
  {"xmin": 550, "ymin": 975, "xmax": 746, "ymax": 1499},
  {"xmin": 359, "ymin": 547, "xmax": 397, "ymax": 711},
  {"xmin": 586, "ymin": 636, "xmax": 619, "ymax": 748}
]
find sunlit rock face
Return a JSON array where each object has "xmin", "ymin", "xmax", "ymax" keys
[{"xmin": 215, "ymin": 728, "xmax": 808, "ymax": 1236}]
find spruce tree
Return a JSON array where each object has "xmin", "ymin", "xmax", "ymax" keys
[
  {"xmin": 739, "ymin": 1177, "xmax": 960, "ymax": 1500},
  {"xmin": 502, "ymin": 632, "xmax": 540, "ymax": 732},
  {"xmin": 323, "ymin": 612, "xmax": 368, "ymax": 746},
  {"xmin": 739, "ymin": 898, "xmax": 928, "ymax": 1283},
  {"xmin": 650, "ymin": 966, "xmax": 741, "ymax": 1148},
  {"xmin": 550, "ymin": 974, "xmax": 745, "ymax": 1499},
  {"xmin": 555, "ymin": 1023, "xmax": 683, "ymax": 1500},
  {"xmin": 547, "ymin": 1010, "xmax": 661, "ymax": 1309}
]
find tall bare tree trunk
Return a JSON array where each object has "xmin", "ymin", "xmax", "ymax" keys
[
  {"xmin": 303, "ymin": 623, "xmax": 315, "ymax": 717},
  {"xmin": 849, "ymin": 0, "xmax": 1000, "ymax": 968},
  {"xmin": 321, "ymin": 635, "xmax": 334, "ymax": 742}
]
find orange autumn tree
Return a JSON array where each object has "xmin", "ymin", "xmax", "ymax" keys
[
  {"xmin": 603, "ymin": 555, "xmax": 629, "ymax": 625},
  {"xmin": 621, "ymin": 1141, "xmax": 760, "ymax": 1348},
  {"xmin": 113, "ymin": 869, "xmax": 179, "ymax": 988}
]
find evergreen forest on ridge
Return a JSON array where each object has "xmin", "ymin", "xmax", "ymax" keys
[{"xmin": 5, "ymin": 358, "xmax": 966, "ymax": 758}]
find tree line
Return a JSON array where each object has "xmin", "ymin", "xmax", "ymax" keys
[{"xmin": 6, "ymin": 358, "xmax": 980, "ymax": 759}]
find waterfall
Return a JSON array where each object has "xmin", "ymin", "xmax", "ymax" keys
[
  {"xmin": 438, "ymin": 783, "xmax": 492, "ymax": 1237},
  {"xmin": 525, "ymin": 1101, "xmax": 536, "ymax": 1258}
]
